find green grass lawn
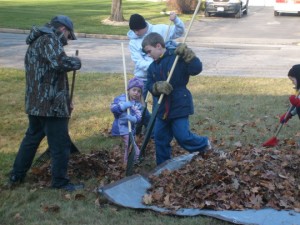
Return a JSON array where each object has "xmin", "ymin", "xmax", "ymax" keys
[
  {"xmin": 0, "ymin": 1, "xmax": 298, "ymax": 224},
  {"xmin": 0, "ymin": 68, "xmax": 298, "ymax": 225},
  {"xmin": 0, "ymin": 0, "xmax": 196, "ymax": 35}
]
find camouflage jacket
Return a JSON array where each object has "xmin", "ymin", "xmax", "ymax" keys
[{"xmin": 24, "ymin": 25, "xmax": 81, "ymax": 117}]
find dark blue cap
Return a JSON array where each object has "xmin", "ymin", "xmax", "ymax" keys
[{"xmin": 51, "ymin": 15, "xmax": 76, "ymax": 40}]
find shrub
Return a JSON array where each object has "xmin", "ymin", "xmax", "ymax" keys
[{"xmin": 166, "ymin": 0, "xmax": 205, "ymax": 14}]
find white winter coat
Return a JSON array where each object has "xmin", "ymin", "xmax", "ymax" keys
[{"xmin": 127, "ymin": 17, "xmax": 185, "ymax": 81}]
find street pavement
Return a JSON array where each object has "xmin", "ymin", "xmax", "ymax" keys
[{"xmin": 0, "ymin": 6, "xmax": 299, "ymax": 77}]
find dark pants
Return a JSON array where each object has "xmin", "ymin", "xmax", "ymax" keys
[{"xmin": 11, "ymin": 115, "xmax": 71, "ymax": 187}]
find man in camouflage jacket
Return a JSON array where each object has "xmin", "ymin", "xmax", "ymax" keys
[{"xmin": 9, "ymin": 15, "xmax": 82, "ymax": 191}]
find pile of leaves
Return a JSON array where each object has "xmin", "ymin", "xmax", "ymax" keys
[
  {"xmin": 29, "ymin": 138, "xmax": 186, "ymax": 187},
  {"xmin": 143, "ymin": 145, "xmax": 300, "ymax": 211},
  {"xmin": 30, "ymin": 146, "xmax": 131, "ymax": 187}
]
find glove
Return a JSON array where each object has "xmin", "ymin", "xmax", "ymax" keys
[
  {"xmin": 72, "ymin": 57, "xmax": 81, "ymax": 70},
  {"xmin": 280, "ymin": 112, "xmax": 292, "ymax": 124},
  {"xmin": 126, "ymin": 114, "xmax": 137, "ymax": 124},
  {"xmin": 152, "ymin": 81, "xmax": 173, "ymax": 95},
  {"xmin": 289, "ymin": 95, "xmax": 300, "ymax": 107},
  {"xmin": 174, "ymin": 43, "xmax": 195, "ymax": 63},
  {"xmin": 119, "ymin": 101, "xmax": 132, "ymax": 111}
]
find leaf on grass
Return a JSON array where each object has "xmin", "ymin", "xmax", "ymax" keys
[
  {"xmin": 42, "ymin": 204, "xmax": 60, "ymax": 213},
  {"xmin": 74, "ymin": 193, "xmax": 86, "ymax": 200},
  {"xmin": 63, "ymin": 193, "xmax": 72, "ymax": 200},
  {"xmin": 95, "ymin": 198, "xmax": 101, "ymax": 207},
  {"xmin": 14, "ymin": 213, "xmax": 22, "ymax": 220}
]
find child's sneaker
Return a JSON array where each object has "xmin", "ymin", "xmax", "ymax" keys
[
  {"xmin": 199, "ymin": 140, "xmax": 213, "ymax": 157},
  {"xmin": 205, "ymin": 140, "xmax": 213, "ymax": 152}
]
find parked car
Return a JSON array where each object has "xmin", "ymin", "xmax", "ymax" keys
[
  {"xmin": 274, "ymin": 0, "xmax": 300, "ymax": 16},
  {"xmin": 204, "ymin": 0, "xmax": 249, "ymax": 18}
]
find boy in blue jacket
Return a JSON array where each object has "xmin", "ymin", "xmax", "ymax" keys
[{"xmin": 142, "ymin": 32, "xmax": 212, "ymax": 165}]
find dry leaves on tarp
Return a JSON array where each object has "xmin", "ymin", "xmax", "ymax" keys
[{"xmin": 144, "ymin": 145, "xmax": 300, "ymax": 211}]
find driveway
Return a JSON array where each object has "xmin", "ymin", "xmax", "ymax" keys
[{"xmin": 0, "ymin": 6, "xmax": 299, "ymax": 77}]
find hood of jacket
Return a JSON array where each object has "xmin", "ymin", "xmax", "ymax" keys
[{"xmin": 26, "ymin": 24, "xmax": 68, "ymax": 45}]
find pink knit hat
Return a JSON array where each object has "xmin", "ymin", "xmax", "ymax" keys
[{"xmin": 128, "ymin": 77, "xmax": 144, "ymax": 90}]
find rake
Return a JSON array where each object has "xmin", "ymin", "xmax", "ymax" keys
[
  {"xmin": 262, "ymin": 90, "xmax": 300, "ymax": 147},
  {"xmin": 120, "ymin": 43, "xmax": 140, "ymax": 176}
]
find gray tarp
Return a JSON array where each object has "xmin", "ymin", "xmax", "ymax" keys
[{"xmin": 99, "ymin": 153, "xmax": 300, "ymax": 225}]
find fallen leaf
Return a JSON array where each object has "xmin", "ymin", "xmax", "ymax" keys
[
  {"xmin": 63, "ymin": 193, "xmax": 72, "ymax": 200},
  {"xmin": 74, "ymin": 193, "xmax": 85, "ymax": 200},
  {"xmin": 143, "ymin": 194, "xmax": 152, "ymax": 205},
  {"xmin": 42, "ymin": 204, "xmax": 60, "ymax": 213}
]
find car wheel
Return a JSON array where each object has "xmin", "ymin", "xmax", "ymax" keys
[
  {"xmin": 204, "ymin": 11, "xmax": 210, "ymax": 17},
  {"xmin": 235, "ymin": 7, "xmax": 242, "ymax": 18},
  {"xmin": 274, "ymin": 11, "xmax": 279, "ymax": 16}
]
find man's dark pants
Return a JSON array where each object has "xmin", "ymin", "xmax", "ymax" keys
[{"xmin": 11, "ymin": 115, "xmax": 71, "ymax": 187}]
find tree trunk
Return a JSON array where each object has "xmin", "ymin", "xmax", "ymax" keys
[{"xmin": 109, "ymin": 0, "xmax": 125, "ymax": 21}]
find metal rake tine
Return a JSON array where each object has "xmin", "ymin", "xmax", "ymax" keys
[{"xmin": 32, "ymin": 149, "xmax": 51, "ymax": 168}]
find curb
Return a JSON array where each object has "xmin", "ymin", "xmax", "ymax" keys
[{"xmin": 0, "ymin": 28, "xmax": 128, "ymax": 40}]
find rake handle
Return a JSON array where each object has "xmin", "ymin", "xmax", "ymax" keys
[
  {"xmin": 275, "ymin": 106, "xmax": 293, "ymax": 137},
  {"xmin": 121, "ymin": 43, "xmax": 133, "ymax": 133},
  {"xmin": 70, "ymin": 50, "xmax": 79, "ymax": 103},
  {"xmin": 157, "ymin": 0, "xmax": 201, "ymax": 105},
  {"xmin": 274, "ymin": 90, "xmax": 300, "ymax": 137},
  {"xmin": 139, "ymin": 0, "xmax": 202, "ymax": 158}
]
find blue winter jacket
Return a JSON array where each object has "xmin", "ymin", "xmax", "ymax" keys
[
  {"xmin": 110, "ymin": 94, "xmax": 143, "ymax": 136},
  {"xmin": 146, "ymin": 49, "xmax": 202, "ymax": 119}
]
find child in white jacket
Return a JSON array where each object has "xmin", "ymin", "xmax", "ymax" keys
[{"xmin": 127, "ymin": 12, "xmax": 185, "ymax": 131}]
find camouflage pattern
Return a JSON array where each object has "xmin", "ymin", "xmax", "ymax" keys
[{"xmin": 24, "ymin": 25, "xmax": 81, "ymax": 117}]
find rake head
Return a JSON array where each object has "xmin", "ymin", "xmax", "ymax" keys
[
  {"xmin": 126, "ymin": 134, "xmax": 137, "ymax": 176},
  {"xmin": 262, "ymin": 136, "xmax": 279, "ymax": 147},
  {"xmin": 32, "ymin": 142, "xmax": 80, "ymax": 168},
  {"xmin": 32, "ymin": 149, "xmax": 51, "ymax": 168}
]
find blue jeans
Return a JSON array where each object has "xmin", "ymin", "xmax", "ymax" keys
[
  {"xmin": 11, "ymin": 115, "xmax": 71, "ymax": 187},
  {"xmin": 154, "ymin": 116, "xmax": 209, "ymax": 165}
]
